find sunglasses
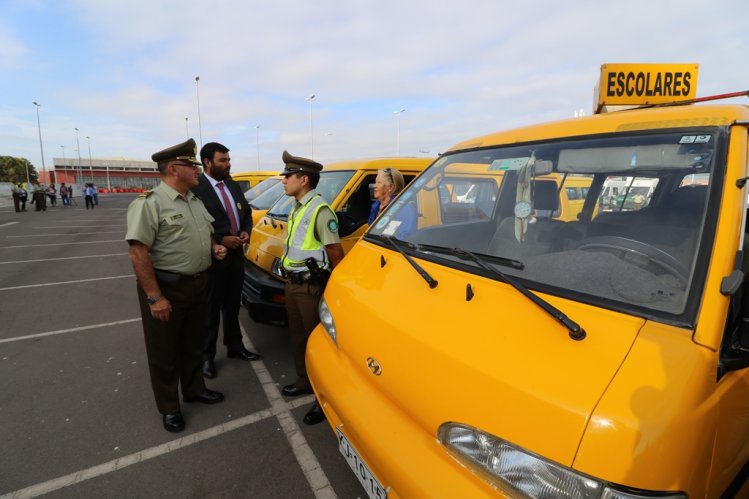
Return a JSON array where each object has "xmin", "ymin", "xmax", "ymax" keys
[{"xmin": 382, "ymin": 168, "xmax": 394, "ymax": 182}]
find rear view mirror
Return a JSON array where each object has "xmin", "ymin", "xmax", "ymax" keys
[{"xmin": 534, "ymin": 160, "xmax": 553, "ymax": 176}]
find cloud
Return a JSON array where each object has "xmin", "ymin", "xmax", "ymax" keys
[{"xmin": 0, "ymin": 22, "xmax": 30, "ymax": 70}]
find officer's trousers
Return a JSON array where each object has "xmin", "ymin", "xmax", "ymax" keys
[{"xmin": 284, "ymin": 281, "xmax": 323, "ymax": 389}]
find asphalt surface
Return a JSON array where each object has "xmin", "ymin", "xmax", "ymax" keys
[{"xmin": 0, "ymin": 194, "xmax": 366, "ymax": 498}]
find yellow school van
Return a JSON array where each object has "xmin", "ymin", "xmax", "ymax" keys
[
  {"xmin": 231, "ymin": 170, "xmax": 279, "ymax": 192},
  {"xmin": 241, "ymin": 157, "xmax": 432, "ymax": 325},
  {"xmin": 307, "ymin": 64, "xmax": 749, "ymax": 498}
]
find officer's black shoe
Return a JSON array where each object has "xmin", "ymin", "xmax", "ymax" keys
[
  {"xmin": 163, "ymin": 412, "xmax": 185, "ymax": 433},
  {"xmin": 303, "ymin": 403, "xmax": 326, "ymax": 425},
  {"xmin": 202, "ymin": 359, "xmax": 216, "ymax": 378},
  {"xmin": 227, "ymin": 347, "xmax": 261, "ymax": 361},
  {"xmin": 282, "ymin": 384, "xmax": 313, "ymax": 397},
  {"xmin": 184, "ymin": 389, "xmax": 224, "ymax": 404}
]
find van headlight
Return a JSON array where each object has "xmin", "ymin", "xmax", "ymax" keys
[
  {"xmin": 438, "ymin": 423, "xmax": 686, "ymax": 499},
  {"xmin": 318, "ymin": 297, "xmax": 337, "ymax": 345}
]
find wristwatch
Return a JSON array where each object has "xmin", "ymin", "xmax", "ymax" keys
[{"xmin": 146, "ymin": 294, "xmax": 163, "ymax": 305}]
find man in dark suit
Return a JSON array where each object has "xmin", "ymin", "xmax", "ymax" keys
[{"xmin": 192, "ymin": 142, "xmax": 260, "ymax": 379}]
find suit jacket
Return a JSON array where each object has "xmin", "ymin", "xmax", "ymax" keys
[{"xmin": 192, "ymin": 174, "xmax": 253, "ymax": 268}]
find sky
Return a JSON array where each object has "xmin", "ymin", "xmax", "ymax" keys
[{"xmin": 1, "ymin": 0, "xmax": 748, "ymax": 174}]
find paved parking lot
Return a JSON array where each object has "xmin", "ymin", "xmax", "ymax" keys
[{"xmin": 0, "ymin": 194, "xmax": 365, "ymax": 498}]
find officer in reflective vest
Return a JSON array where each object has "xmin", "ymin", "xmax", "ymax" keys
[{"xmin": 279, "ymin": 150, "xmax": 344, "ymax": 425}]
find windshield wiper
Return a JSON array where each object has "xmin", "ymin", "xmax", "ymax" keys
[
  {"xmin": 375, "ymin": 235, "xmax": 438, "ymax": 289},
  {"xmin": 418, "ymin": 243, "xmax": 524, "ymax": 270},
  {"xmin": 450, "ymin": 247, "xmax": 586, "ymax": 341}
]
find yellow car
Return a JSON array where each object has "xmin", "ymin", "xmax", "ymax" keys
[
  {"xmin": 308, "ymin": 64, "xmax": 749, "ymax": 498},
  {"xmin": 231, "ymin": 170, "xmax": 279, "ymax": 193},
  {"xmin": 241, "ymin": 157, "xmax": 432, "ymax": 325}
]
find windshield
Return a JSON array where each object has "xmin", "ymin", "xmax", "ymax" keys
[
  {"xmin": 368, "ymin": 130, "xmax": 722, "ymax": 322},
  {"xmin": 247, "ymin": 180, "xmax": 284, "ymax": 210},
  {"xmin": 266, "ymin": 170, "xmax": 356, "ymax": 219},
  {"xmin": 244, "ymin": 178, "xmax": 281, "ymax": 204}
]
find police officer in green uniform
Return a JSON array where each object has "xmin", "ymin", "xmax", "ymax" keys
[
  {"xmin": 279, "ymin": 151, "xmax": 344, "ymax": 425},
  {"xmin": 126, "ymin": 138, "xmax": 229, "ymax": 433}
]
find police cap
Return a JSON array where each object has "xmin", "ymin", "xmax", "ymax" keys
[
  {"xmin": 151, "ymin": 138, "xmax": 202, "ymax": 165},
  {"xmin": 281, "ymin": 150, "xmax": 323, "ymax": 176}
]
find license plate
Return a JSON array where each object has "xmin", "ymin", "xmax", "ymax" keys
[{"xmin": 337, "ymin": 428, "xmax": 388, "ymax": 499}]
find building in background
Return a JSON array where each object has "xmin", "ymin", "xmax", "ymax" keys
[{"xmin": 51, "ymin": 157, "xmax": 160, "ymax": 192}]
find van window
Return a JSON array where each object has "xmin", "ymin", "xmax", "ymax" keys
[
  {"xmin": 369, "ymin": 130, "xmax": 719, "ymax": 321},
  {"xmin": 248, "ymin": 180, "xmax": 285, "ymax": 210},
  {"xmin": 599, "ymin": 176, "xmax": 659, "ymax": 212},
  {"xmin": 266, "ymin": 170, "xmax": 355, "ymax": 219},
  {"xmin": 435, "ymin": 178, "xmax": 498, "ymax": 223}
]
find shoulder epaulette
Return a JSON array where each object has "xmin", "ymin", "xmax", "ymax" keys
[{"xmin": 138, "ymin": 190, "xmax": 153, "ymax": 198}]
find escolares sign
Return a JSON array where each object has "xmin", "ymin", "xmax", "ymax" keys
[{"xmin": 595, "ymin": 63, "xmax": 699, "ymax": 113}]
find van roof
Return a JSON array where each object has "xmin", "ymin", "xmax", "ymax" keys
[
  {"xmin": 231, "ymin": 170, "xmax": 280, "ymax": 179},
  {"xmin": 322, "ymin": 156, "xmax": 433, "ymax": 172},
  {"xmin": 446, "ymin": 104, "xmax": 749, "ymax": 153}
]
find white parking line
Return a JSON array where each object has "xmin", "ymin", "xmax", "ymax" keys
[
  {"xmin": 0, "ymin": 222, "xmax": 20, "ymax": 228},
  {"xmin": 0, "ymin": 318, "xmax": 141, "ymax": 344},
  {"xmin": 0, "ymin": 274, "xmax": 134, "ymax": 292},
  {"xmin": 240, "ymin": 324, "xmax": 337, "ymax": 499},
  {"xmin": 1, "ymin": 240, "xmax": 123, "ymax": 249},
  {"xmin": 0, "ymin": 253, "xmax": 128, "ymax": 265},
  {"xmin": 0, "ymin": 399, "xmax": 314, "ymax": 499},
  {"xmin": 0, "ymin": 320, "xmax": 332, "ymax": 499}
]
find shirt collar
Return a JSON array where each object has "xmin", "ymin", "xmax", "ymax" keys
[
  {"xmin": 156, "ymin": 181, "xmax": 197, "ymax": 201},
  {"xmin": 297, "ymin": 189, "xmax": 318, "ymax": 206},
  {"xmin": 204, "ymin": 173, "xmax": 223, "ymax": 189}
]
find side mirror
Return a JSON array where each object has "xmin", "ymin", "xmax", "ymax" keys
[{"xmin": 721, "ymin": 270, "xmax": 744, "ymax": 296}]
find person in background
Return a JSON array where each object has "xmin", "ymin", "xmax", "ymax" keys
[
  {"xmin": 11, "ymin": 183, "xmax": 27, "ymax": 212},
  {"xmin": 368, "ymin": 167, "xmax": 417, "ymax": 238},
  {"xmin": 192, "ymin": 142, "xmax": 259, "ymax": 379},
  {"xmin": 46, "ymin": 184, "xmax": 57, "ymax": 207},
  {"xmin": 84, "ymin": 183, "xmax": 95, "ymax": 209},
  {"xmin": 125, "ymin": 138, "xmax": 228, "ymax": 433},
  {"xmin": 92, "ymin": 184, "xmax": 99, "ymax": 206},
  {"xmin": 60, "ymin": 183, "xmax": 70, "ymax": 206},
  {"xmin": 31, "ymin": 183, "xmax": 46, "ymax": 211},
  {"xmin": 278, "ymin": 150, "xmax": 344, "ymax": 426},
  {"xmin": 368, "ymin": 167, "xmax": 405, "ymax": 224}
]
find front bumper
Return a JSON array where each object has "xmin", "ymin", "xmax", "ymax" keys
[
  {"xmin": 306, "ymin": 325, "xmax": 501, "ymax": 499},
  {"xmin": 241, "ymin": 261, "xmax": 287, "ymax": 326}
]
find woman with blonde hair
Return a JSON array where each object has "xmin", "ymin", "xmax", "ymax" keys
[
  {"xmin": 368, "ymin": 167, "xmax": 417, "ymax": 238},
  {"xmin": 369, "ymin": 167, "xmax": 405, "ymax": 224}
]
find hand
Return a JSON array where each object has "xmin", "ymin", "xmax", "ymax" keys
[
  {"xmin": 238, "ymin": 231, "xmax": 250, "ymax": 244},
  {"xmin": 150, "ymin": 297, "xmax": 172, "ymax": 322},
  {"xmin": 220, "ymin": 235, "xmax": 242, "ymax": 249},
  {"xmin": 213, "ymin": 244, "xmax": 228, "ymax": 260}
]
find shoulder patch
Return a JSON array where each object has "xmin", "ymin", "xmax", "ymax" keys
[
  {"xmin": 327, "ymin": 219, "xmax": 339, "ymax": 233},
  {"xmin": 138, "ymin": 190, "xmax": 153, "ymax": 198}
]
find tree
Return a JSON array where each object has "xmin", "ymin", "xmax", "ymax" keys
[{"xmin": 0, "ymin": 156, "xmax": 38, "ymax": 184}]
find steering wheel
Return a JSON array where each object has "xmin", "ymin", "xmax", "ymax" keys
[{"xmin": 573, "ymin": 236, "xmax": 689, "ymax": 284}]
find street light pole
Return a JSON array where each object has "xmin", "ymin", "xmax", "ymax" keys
[
  {"xmin": 195, "ymin": 76, "xmax": 203, "ymax": 148},
  {"xmin": 255, "ymin": 125, "xmax": 260, "ymax": 170},
  {"xmin": 60, "ymin": 146, "xmax": 66, "ymax": 181},
  {"xmin": 394, "ymin": 108, "xmax": 405, "ymax": 156},
  {"xmin": 75, "ymin": 128, "xmax": 82, "ymax": 187},
  {"xmin": 306, "ymin": 94, "xmax": 315, "ymax": 159},
  {"xmin": 86, "ymin": 136, "xmax": 94, "ymax": 183},
  {"xmin": 185, "ymin": 117, "xmax": 189, "ymax": 139},
  {"xmin": 33, "ymin": 102, "xmax": 46, "ymax": 183}
]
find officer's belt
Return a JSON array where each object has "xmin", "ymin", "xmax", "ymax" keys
[
  {"xmin": 154, "ymin": 269, "xmax": 204, "ymax": 283},
  {"xmin": 285, "ymin": 271, "xmax": 312, "ymax": 285}
]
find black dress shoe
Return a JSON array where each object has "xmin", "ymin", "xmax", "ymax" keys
[
  {"xmin": 303, "ymin": 403, "xmax": 326, "ymax": 425},
  {"xmin": 282, "ymin": 384, "xmax": 313, "ymax": 397},
  {"xmin": 227, "ymin": 347, "xmax": 261, "ymax": 361},
  {"xmin": 184, "ymin": 389, "xmax": 224, "ymax": 404},
  {"xmin": 202, "ymin": 359, "xmax": 216, "ymax": 378},
  {"xmin": 163, "ymin": 412, "xmax": 185, "ymax": 433}
]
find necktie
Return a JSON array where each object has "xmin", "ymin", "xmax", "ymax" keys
[{"xmin": 216, "ymin": 182, "xmax": 239, "ymax": 235}]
